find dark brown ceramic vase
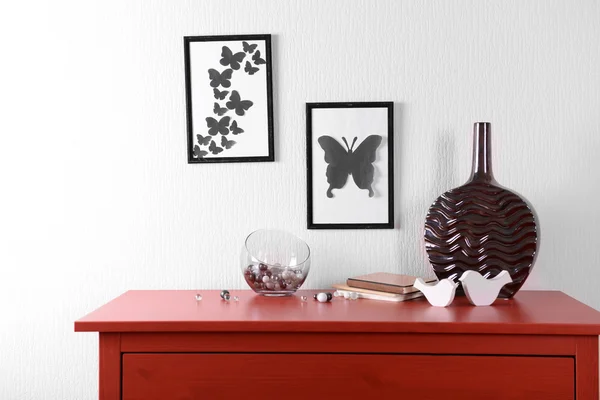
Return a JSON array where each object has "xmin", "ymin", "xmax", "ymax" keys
[{"xmin": 424, "ymin": 122, "xmax": 538, "ymax": 298}]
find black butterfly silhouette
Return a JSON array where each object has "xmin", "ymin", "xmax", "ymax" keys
[
  {"xmin": 193, "ymin": 145, "xmax": 208, "ymax": 158},
  {"xmin": 196, "ymin": 134, "xmax": 212, "ymax": 146},
  {"xmin": 205, "ymin": 116, "xmax": 230, "ymax": 136},
  {"xmin": 226, "ymin": 91, "xmax": 253, "ymax": 116},
  {"xmin": 213, "ymin": 88, "xmax": 229, "ymax": 100},
  {"xmin": 242, "ymin": 41, "xmax": 257, "ymax": 54},
  {"xmin": 213, "ymin": 102, "xmax": 228, "ymax": 116},
  {"xmin": 208, "ymin": 68, "xmax": 233, "ymax": 88},
  {"xmin": 220, "ymin": 46, "xmax": 245, "ymax": 70},
  {"xmin": 244, "ymin": 61, "xmax": 259, "ymax": 75},
  {"xmin": 221, "ymin": 136, "xmax": 236, "ymax": 149},
  {"xmin": 318, "ymin": 135, "xmax": 382, "ymax": 198},
  {"xmin": 209, "ymin": 140, "xmax": 223, "ymax": 155},
  {"xmin": 230, "ymin": 120, "xmax": 244, "ymax": 135},
  {"xmin": 252, "ymin": 50, "xmax": 266, "ymax": 65}
]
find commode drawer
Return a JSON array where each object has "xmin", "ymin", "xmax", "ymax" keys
[{"xmin": 122, "ymin": 353, "xmax": 574, "ymax": 400}]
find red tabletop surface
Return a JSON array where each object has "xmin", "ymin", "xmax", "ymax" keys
[{"xmin": 74, "ymin": 290, "xmax": 600, "ymax": 335}]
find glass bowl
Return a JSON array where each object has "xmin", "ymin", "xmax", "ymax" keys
[{"xmin": 241, "ymin": 229, "xmax": 311, "ymax": 296}]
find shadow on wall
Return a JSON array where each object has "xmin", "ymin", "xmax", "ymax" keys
[
  {"xmin": 412, "ymin": 127, "xmax": 459, "ymax": 277},
  {"xmin": 432, "ymin": 128, "xmax": 458, "ymax": 195},
  {"xmin": 393, "ymin": 102, "xmax": 404, "ymax": 228},
  {"xmin": 537, "ymin": 136, "xmax": 600, "ymax": 307},
  {"xmin": 271, "ymin": 34, "xmax": 281, "ymax": 162}
]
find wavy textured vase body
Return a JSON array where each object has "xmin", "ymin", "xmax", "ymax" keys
[{"xmin": 424, "ymin": 123, "xmax": 538, "ymax": 298}]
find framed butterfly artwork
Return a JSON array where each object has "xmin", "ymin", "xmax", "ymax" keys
[
  {"xmin": 184, "ymin": 35, "xmax": 274, "ymax": 163},
  {"xmin": 306, "ymin": 102, "xmax": 394, "ymax": 229}
]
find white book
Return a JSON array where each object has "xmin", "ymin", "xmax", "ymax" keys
[{"xmin": 333, "ymin": 288, "xmax": 424, "ymax": 303}]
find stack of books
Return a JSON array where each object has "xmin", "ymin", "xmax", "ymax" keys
[{"xmin": 332, "ymin": 272, "xmax": 437, "ymax": 302}]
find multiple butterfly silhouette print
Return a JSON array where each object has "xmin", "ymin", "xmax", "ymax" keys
[{"xmin": 193, "ymin": 41, "xmax": 264, "ymax": 158}]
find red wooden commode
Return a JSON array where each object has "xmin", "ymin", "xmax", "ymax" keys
[{"xmin": 75, "ymin": 290, "xmax": 600, "ymax": 399}]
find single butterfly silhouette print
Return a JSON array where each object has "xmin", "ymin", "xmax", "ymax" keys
[
  {"xmin": 213, "ymin": 102, "xmax": 228, "ymax": 116},
  {"xmin": 318, "ymin": 135, "xmax": 382, "ymax": 198},
  {"xmin": 221, "ymin": 136, "xmax": 236, "ymax": 149},
  {"xmin": 230, "ymin": 120, "xmax": 244, "ymax": 135},
  {"xmin": 220, "ymin": 46, "xmax": 245, "ymax": 70},
  {"xmin": 242, "ymin": 41, "xmax": 257, "ymax": 54},
  {"xmin": 244, "ymin": 61, "xmax": 259, "ymax": 75},
  {"xmin": 209, "ymin": 140, "xmax": 223, "ymax": 155},
  {"xmin": 205, "ymin": 116, "xmax": 231, "ymax": 136},
  {"xmin": 208, "ymin": 68, "xmax": 233, "ymax": 88},
  {"xmin": 226, "ymin": 90, "xmax": 253, "ymax": 116},
  {"xmin": 196, "ymin": 134, "xmax": 212, "ymax": 146},
  {"xmin": 213, "ymin": 88, "xmax": 229, "ymax": 100},
  {"xmin": 193, "ymin": 145, "xmax": 208, "ymax": 158},
  {"xmin": 252, "ymin": 50, "xmax": 266, "ymax": 65}
]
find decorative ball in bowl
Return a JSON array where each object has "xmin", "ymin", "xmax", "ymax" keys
[{"xmin": 241, "ymin": 229, "xmax": 311, "ymax": 296}]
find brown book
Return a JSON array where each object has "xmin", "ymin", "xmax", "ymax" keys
[{"xmin": 347, "ymin": 272, "xmax": 437, "ymax": 294}]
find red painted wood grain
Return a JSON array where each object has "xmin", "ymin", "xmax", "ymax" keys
[
  {"xmin": 76, "ymin": 290, "xmax": 600, "ymax": 399},
  {"xmin": 122, "ymin": 353, "xmax": 574, "ymax": 400},
  {"xmin": 75, "ymin": 290, "xmax": 600, "ymax": 335},
  {"xmin": 576, "ymin": 335, "xmax": 600, "ymax": 398},
  {"xmin": 99, "ymin": 333, "xmax": 120, "ymax": 400},
  {"xmin": 119, "ymin": 331, "xmax": 578, "ymax": 356}
]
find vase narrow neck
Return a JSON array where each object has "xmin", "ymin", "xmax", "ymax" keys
[{"xmin": 468, "ymin": 122, "xmax": 496, "ymax": 183}]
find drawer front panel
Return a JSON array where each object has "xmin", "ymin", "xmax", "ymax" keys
[{"xmin": 122, "ymin": 353, "xmax": 574, "ymax": 400}]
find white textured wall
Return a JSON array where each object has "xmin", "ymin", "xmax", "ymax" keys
[{"xmin": 1, "ymin": 0, "xmax": 599, "ymax": 398}]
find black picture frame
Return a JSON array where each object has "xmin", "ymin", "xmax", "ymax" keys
[
  {"xmin": 184, "ymin": 34, "xmax": 274, "ymax": 163},
  {"xmin": 306, "ymin": 102, "xmax": 394, "ymax": 229}
]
